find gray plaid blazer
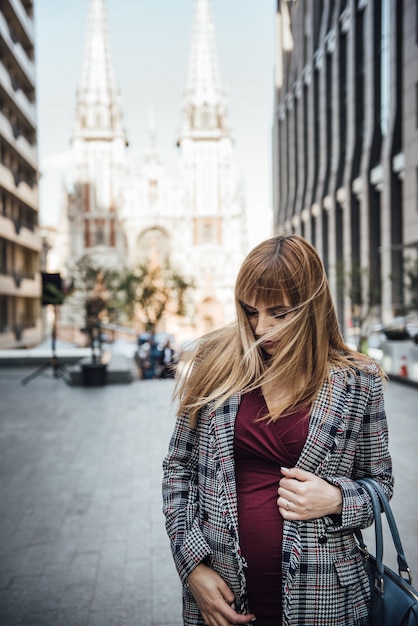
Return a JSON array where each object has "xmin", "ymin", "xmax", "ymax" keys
[{"xmin": 162, "ymin": 363, "xmax": 393, "ymax": 625}]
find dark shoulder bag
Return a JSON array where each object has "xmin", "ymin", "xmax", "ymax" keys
[{"xmin": 355, "ymin": 477, "xmax": 418, "ymax": 626}]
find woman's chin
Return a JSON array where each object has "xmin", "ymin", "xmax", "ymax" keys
[{"xmin": 261, "ymin": 341, "xmax": 276, "ymax": 355}]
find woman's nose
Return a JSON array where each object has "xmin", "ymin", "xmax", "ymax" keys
[{"xmin": 255, "ymin": 313, "xmax": 272, "ymax": 336}]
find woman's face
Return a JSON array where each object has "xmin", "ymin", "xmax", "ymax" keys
[{"xmin": 240, "ymin": 295, "xmax": 293, "ymax": 356}]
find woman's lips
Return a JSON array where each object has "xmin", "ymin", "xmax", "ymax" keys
[{"xmin": 261, "ymin": 340, "xmax": 276, "ymax": 349}]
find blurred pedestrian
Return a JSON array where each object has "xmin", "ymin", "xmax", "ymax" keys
[
  {"xmin": 162, "ymin": 235, "xmax": 393, "ymax": 626},
  {"xmin": 135, "ymin": 341, "xmax": 153, "ymax": 379},
  {"xmin": 149, "ymin": 333, "xmax": 163, "ymax": 378},
  {"xmin": 160, "ymin": 340, "xmax": 176, "ymax": 379}
]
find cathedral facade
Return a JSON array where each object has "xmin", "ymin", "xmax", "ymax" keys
[{"xmin": 61, "ymin": 0, "xmax": 247, "ymax": 341}]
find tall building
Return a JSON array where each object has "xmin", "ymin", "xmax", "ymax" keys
[
  {"xmin": 273, "ymin": 1, "xmax": 418, "ymax": 339},
  {"xmin": 66, "ymin": 0, "xmax": 128, "ymax": 271},
  {"xmin": 0, "ymin": 0, "xmax": 41, "ymax": 348}
]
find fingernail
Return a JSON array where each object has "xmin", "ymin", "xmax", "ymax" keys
[{"xmin": 281, "ymin": 467, "xmax": 289, "ymax": 473}]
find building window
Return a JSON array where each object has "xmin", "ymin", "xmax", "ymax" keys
[
  {"xmin": 416, "ymin": 0, "xmax": 418, "ymax": 44},
  {"xmin": 84, "ymin": 221, "xmax": 91, "ymax": 248},
  {"xmin": 109, "ymin": 219, "xmax": 115, "ymax": 247},
  {"xmin": 1, "ymin": 190, "xmax": 6, "ymax": 216},
  {"xmin": 0, "ymin": 241, "xmax": 4, "ymax": 274},
  {"xmin": 202, "ymin": 221, "xmax": 214, "ymax": 244},
  {"xmin": 416, "ymin": 167, "xmax": 418, "ymax": 212},
  {"xmin": 95, "ymin": 226, "xmax": 105, "ymax": 246},
  {"xmin": 0, "ymin": 295, "xmax": 9, "ymax": 333},
  {"xmin": 381, "ymin": 0, "xmax": 391, "ymax": 136},
  {"xmin": 416, "ymin": 82, "xmax": 418, "ymax": 127},
  {"xmin": 302, "ymin": 84, "xmax": 309, "ymax": 211},
  {"xmin": 84, "ymin": 184, "xmax": 90, "ymax": 212},
  {"xmin": 149, "ymin": 179, "xmax": 158, "ymax": 205},
  {"xmin": 0, "ymin": 238, "xmax": 8, "ymax": 274},
  {"xmin": 193, "ymin": 217, "xmax": 220, "ymax": 245},
  {"xmin": 23, "ymin": 298, "xmax": 38, "ymax": 329}
]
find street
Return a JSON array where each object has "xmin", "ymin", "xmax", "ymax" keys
[
  {"xmin": 0, "ymin": 369, "xmax": 417, "ymax": 625},
  {"xmin": 0, "ymin": 371, "xmax": 182, "ymax": 626},
  {"xmin": 369, "ymin": 376, "xmax": 418, "ymax": 574}
]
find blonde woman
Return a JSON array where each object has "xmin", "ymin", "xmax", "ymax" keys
[{"xmin": 162, "ymin": 235, "xmax": 393, "ymax": 626}]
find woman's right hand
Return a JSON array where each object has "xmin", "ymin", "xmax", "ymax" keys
[{"xmin": 186, "ymin": 563, "xmax": 256, "ymax": 625}]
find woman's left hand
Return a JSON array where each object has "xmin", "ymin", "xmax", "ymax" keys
[{"xmin": 277, "ymin": 467, "xmax": 342, "ymax": 520}]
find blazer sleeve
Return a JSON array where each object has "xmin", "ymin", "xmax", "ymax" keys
[
  {"xmin": 162, "ymin": 410, "xmax": 212, "ymax": 583},
  {"xmin": 324, "ymin": 370, "xmax": 394, "ymax": 532}
]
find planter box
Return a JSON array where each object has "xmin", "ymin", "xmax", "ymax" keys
[
  {"xmin": 383, "ymin": 330, "xmax": 410, "ymax": 341},
  {"xmin": 81, "ymin": 363, "xmax": 107, "ymax": 387}
]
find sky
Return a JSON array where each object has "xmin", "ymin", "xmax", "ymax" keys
[{"xmin": 34, "ymin": 0, "xmax": 276, "ymax": 247}]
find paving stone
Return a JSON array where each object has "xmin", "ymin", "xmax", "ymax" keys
[
  {"xmin": 0, "ymin": 373, "xmax": 182, "ymax": 625},
  {"xmin": 0, "ymin": 368, "xmax": 417, "ymax": 625}
]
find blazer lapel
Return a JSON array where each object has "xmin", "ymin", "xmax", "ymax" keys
[
  {"xmin": 296, "ymin": 368, "xmax": 352, "ymax": 473},
  {"xmin": 211, "ymin": 394, "xmax": 241, "ymax": 531}
]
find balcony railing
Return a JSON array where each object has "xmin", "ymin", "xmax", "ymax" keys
[
  {"xmin": 0, "ymin": 112, "xmax": 38, "ymax": 168},
  {"xmin": 0, "ymin": 62, "xmax": 36, "ymax": 128},
  {"xmin": 7, "ymin": 0, "xmax": 34, "ymax": 45}
]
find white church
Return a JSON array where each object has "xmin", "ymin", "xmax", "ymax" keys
[{"xmin": 54, "ymin": 0, "xmax": 248, "ymax": 341}]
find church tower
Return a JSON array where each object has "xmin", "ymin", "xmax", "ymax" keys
[
  {"xmin": 175, "ymin": 0, "xmax": 247, "ymax": 331},
  {"xmin": 67, "ymin": 0, "xmax": 128, "ymax": 269}
]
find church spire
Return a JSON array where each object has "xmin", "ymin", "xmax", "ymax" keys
[
  {"xmin": 67, "ymin": 0, "xmax": 128, "ymax": 267},
  {"xmin": 73, "ymin": 0, "xmax": 127, "ymax": 143},
  {"xmin": 180, "ymin": 0, "xmax": 229, "ymax": 137}
]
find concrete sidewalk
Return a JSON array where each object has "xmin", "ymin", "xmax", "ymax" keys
[
  {"xmin": 0, "ymin": 368, "xmax": 417, "ymax": 626},
  {"xmin": 0, "ymin": 370, "xmax": 182, "ymax": 626}
]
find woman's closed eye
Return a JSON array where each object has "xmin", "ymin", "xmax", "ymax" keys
[
  {"xmin": 240, "ymin": 302, "xmax": 292, "ymax": 319},
  {"xmin": 272, "ymin": 309, "xmax": 292, "ymax": 319},
  {"xmin": 243, "ymin": 307, "xmax": 258, "ymax": 317}
]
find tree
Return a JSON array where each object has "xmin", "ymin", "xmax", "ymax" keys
[
  {"xmin": 67, "ymin": 255, "xmax": 123, "ymax": 362},
  {"xmin": 346, "ymin": 263, "xmax": 381, "ymax": 354},
  {"xmin": 118, "ymin": 261, "xmax": 193, "ymax": 332}
]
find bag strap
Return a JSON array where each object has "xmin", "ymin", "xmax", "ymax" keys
[
  {"xmin": 357, "ymin": 478, "xmax": 412, "ymax": 586},
  {"xmin": 359, "ymin": 479, "xmax": 407, "ymax": 568},
  {"xmin": 356, "ymin": 478, "xmax": 385, "ymax": 590}
]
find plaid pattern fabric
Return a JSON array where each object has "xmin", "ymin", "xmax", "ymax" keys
[{"xmin": 162, "ymin": 363, "xmax": 393, "ymax": 625}]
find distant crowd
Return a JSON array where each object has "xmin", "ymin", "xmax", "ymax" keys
[{"xmin": 135, "ymin": 333, "xmax": 177, "ymax": 380}]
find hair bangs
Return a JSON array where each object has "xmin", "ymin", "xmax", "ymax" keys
[{"xmin": 235, "ymin": 248, "xmax": 290, "ymax": 308}]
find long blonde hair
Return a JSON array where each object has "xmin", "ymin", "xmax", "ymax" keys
[{"xmin": 175, "ymin": 235, "xmax": 383, "ymax": 426}]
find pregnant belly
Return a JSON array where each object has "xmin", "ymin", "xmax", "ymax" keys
[{"xmin": 237, "ymin": 480, "xmax": 283, "ymax": 624}]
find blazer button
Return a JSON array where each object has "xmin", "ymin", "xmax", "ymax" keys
[{"xmin": 318, "ymin": 535, "xmax": 328, "ymax": 544}]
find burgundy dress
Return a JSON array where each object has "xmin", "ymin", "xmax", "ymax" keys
[{"xmin": 234, "ymin": 389, "xmax": 310, "ymax": 626}]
